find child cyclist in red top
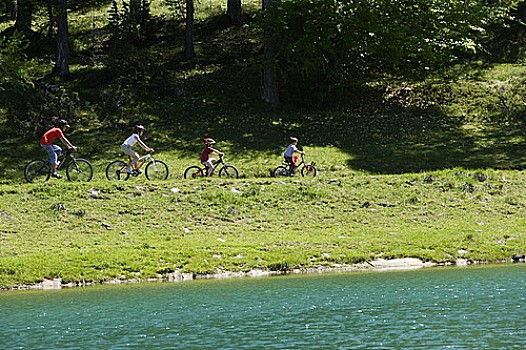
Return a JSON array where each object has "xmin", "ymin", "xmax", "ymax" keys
[
  {"xmin": 200, "ymin": 138, "xmax": 223, "ymax": 176},
  {"xmin": 40, "ymin": 119, "xmax": 77, "ymax": 178}
]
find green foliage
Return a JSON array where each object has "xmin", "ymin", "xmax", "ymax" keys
[
  {"xmin": 0, "ymin": 33, "xmax": 82, "ymax": 135},
  {"xmin": 5, "ymin": 82, "xmax": 82, "ymax": 136},
  {"xmin": 96, "ymin": 51, "xmax": 167, "ymax": 125},
  {"xmin": 481, "ymin": 1, "xmax": 526, "ymax": 62},
  {"xmin": 0, "ymin": 32, "xmax": 31, "ymax": 92},
  {"xmin": 391, "ymin": 63, "xmax": 526, "ymax": 124},
  {"xmin": 262, "ymin": 0, "xmax": 519, "ymax": 105},
  {"xmin": 108, "ymin": 0, "xmax": 154, "ymax": 43},
  {"xmin": 166, "ymin": 0, "xmax": 185, "ymax": 18}
]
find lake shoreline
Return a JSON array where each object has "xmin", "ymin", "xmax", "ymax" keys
[{"xmin": 4, "ymin": 257, "xmax": 524, "ymax": 291}]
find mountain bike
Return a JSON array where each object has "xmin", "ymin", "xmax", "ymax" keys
[
  {"xmin": 24, "ymin": 148, "xmax": 94, "ymax": 183},
  {"xmin": 183, "ymin": 155, "xmax": 239, "ymax": 179},
  {"xmin": 273, "ymin": 154, "xmax": 317, "ymax": 177},
  {"xmin": 105, "ymin": 151, "xmax": 169, "ymax": 181}
]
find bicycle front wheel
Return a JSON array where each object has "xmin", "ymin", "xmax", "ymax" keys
[
  {"xmin": 272, "ymin": 166, "xmax": 289, "ymax": 177},
  {"xmin": 218, "ymin": 165, "xmax": 239, "ymax": 178},
  {"xmin": 301, "ymin": 164, "xmax": 317, "ymax": 177},
  {"xmin": 184, "ymin": 166, "xmax": 204, "ymax": 179},
  {"xmin": 66, "ymin": 159, "xmax": 94, "ymax": 182},
  {"xmin": 145, "ymin": 160, "xmax": 169, "ymax": 180},
  {"xmin": 106, "ymin": 160, "xmax": 129, "ymax": 181},
  {"xmin": 24, "ymin": 159, "xmax": 51, "ymax": 183}
]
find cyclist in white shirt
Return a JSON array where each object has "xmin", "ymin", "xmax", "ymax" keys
[
  {"xmin": 283, "ymin": 137, "xmax": 304, "ymax": 176},
  {"xmin": 121, "ymin": 125, "xmax": 154, "ymax": 173}
]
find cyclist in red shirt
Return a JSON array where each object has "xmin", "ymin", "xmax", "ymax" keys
[
  {"xmin": 40, "ymin": 119, "xmax": 77, "ymax": 178},
  {"xmin": 200, "ymin": 138, "xmax": 223, "ymax": 176}
]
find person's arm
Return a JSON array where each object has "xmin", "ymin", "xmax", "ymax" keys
[
  {"xmin": 60, "ymin": 136, "xmax": 76, "ymax": 149},
  {"xmin": 137, "ymin": 139, "xmax": 154, "ymax": 152},
  {"xmin": 294, "ymin": 147, "xmax": 304, "ymax": 155},
  {"xmin": 212, "ymin": 148, "xmax": 224, "ymax": 156}
]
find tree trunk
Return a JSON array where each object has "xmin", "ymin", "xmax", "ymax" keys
[
  {"xmin": 14, "ymin": 0, "xmax": 34, "ymax": 34},
  {"xmin": 184, "ymin": 0, "xmax": 195, "ymax": 60},
  {"xmin": 261, "ymin": 0, "xmax": 279, "ymax": 107},
  {"xmin": 55, "ymin": 0, "xmax": 70, "ymax": 76},
  {"xmin": 227, "ymin": 0, "xmax": 242, "ymax": 24},
  {"xmin": 5, "ymin": 1, "xmax": 17, "ymax": 20},
  {"xmin": 46, "ymin": 0, "xmax": 55, "ymax": 37}
]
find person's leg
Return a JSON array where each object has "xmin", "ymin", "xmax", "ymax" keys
[
  {"xmin": 129, "ymin": 153, "xmax": 140, "ymax": 169},
  {"xmin": 42, "ymin": 144, "xmax": 60, "ymax": 175},
  {"xmin": 291, "ymin": 155, "xmax": 298, "ymax": 175},
  {"xmin": 204, "ymin": 160, "xmax": 215, "ymax": 176},
  {"xmin": 285, "ymin": 156, "xmax": 296, "ymax": 175},
  {"xmin": 51, "ymin": 145, "xmax": 62, "ymax": 173},
  {"xmin": 121, "ymin": 145, "xmax": 139, "ymax": 172}
]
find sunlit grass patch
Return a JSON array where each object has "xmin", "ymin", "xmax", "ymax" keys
[{"xmin": 1, "ymin": 168, "xmax": 525, "ymax": 287}]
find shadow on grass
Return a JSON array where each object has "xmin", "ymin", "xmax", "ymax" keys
[
  {"xmin": 130, "ymin": 59, "xmax": 526, "ymax": 175},
  {"xmin": 3, "ymin": 10, "xmax": 526, "ymax": 179},
  {"xmin": 4, "ymin": 66, "xmax": 526, "ymax": 180}
]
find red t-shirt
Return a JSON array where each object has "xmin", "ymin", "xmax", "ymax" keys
[
  {"xmin": 40, "ymin": 127, "xmax": 64, "ymax": 145},
  {"xmin": 200, "ymin": 146, "xmax": 214, "ymax": 162}
]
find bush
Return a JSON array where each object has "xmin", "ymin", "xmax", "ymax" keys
[
  {"xmin": 0, "ymin": 32, "xmax": 31, "ymax": 92},
  {"xmin": 262, "ymin": 0, "xmax": 517, "ymax": 106}
]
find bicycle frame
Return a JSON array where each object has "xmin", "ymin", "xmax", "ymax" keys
[
  {"xmin": 56, "ymin": 148, "xmax": 75, "ymax": 170},
  {"xmin": 24, "ymin": 147, "xmax": 94, "ymax": 183},
  {"xmin": 194, "ymin": 156, "xmax": 226, "ymax": 176},
  {"xmin": 134, "ymin": 153, "xmax": 156, "ymax": 170},
  {"xmin": 106, "ymin": 151, "xmax": 169, "ymax": 181},
  {"xmin": 273, "ymin": 154, "xmax": 316, "ymax": 177},
  {"xmin": 283, "ymin": 154, "xmax": 306, "ymax": 172},
  {"xmin": 209, "ymin": 156, "xmax": 226, "ymax": 174},
  {"xmin": 184, "ymin": 154, "xmax": 239, "ymax": 179}
]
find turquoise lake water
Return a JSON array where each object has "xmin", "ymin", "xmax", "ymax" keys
[{"xmin": 1, "ymin": 265, "xmax": 524, "ymax": 349}]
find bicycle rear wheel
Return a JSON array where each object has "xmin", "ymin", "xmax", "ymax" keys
[
  {"xmin": 272, "ymin": 166, "xmax": 289, "ymax": 177},
  {"xmin": 301, "ymin": 164, "xmax": 317, "ymax": 177},
  {"xmin": 145, "ymin": 160, "xmax": 169, "ymax": 180},
  {"xmin": 218, "ymin": 165, "xmax": 239, "ymax": 178},
  {"xmin": 184, "ymin": 166, "xmax": 204, "ymax": 179},
  {"xmin": 106, "ymin": 160, "xmax": 130, "ymax": 181},
  {"xmin": 66, "ymin": 159, "xmax": 94, "ymax": 182},
  {"xmin": 24, "ymin": 159, "xmax": 51, "ymax": 183}
]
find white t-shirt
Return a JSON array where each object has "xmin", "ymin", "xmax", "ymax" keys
[
  {"xmin": 123, "ymin": 133, "xmax": 140, "ymax": 147},
  {"xmin": 284, "ymin": 144, "xmax": 298, "ymax": 158}
]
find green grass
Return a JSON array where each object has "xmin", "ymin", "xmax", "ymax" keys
[
  {"xmin": 1, "ymin": 2, "xmax": 526, "ymax": 288},
  {"xmin": 1, "ymin": 167, "xmax": 525, "ymax": 288}
]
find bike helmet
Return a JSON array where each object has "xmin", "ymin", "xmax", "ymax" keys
[
  {"xmin": 134, "ymin": 125, "xmax": 146, "ymax": 134},
  {"xmin": 290, "ymin": 137, "xmax": 298, "ymax": 142},
  {"xmin": 204, "ymin": 138, "xmax": 216, "ymax": 145},
  {"xmin": 56, "ymin": 119, "xmax": 70, "ymax": 128}
]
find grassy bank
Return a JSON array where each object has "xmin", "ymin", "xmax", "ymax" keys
[
  {"xmin": 1, "ymin": 3, "xmax": 526, "ymax": 289},
  {"xmin": 1, "ymin": 165, "xmax": 525, "ymax": 288},
  {"xmin": 2, "ymin": 62, "xmax": 526, "ymax": 289}
]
